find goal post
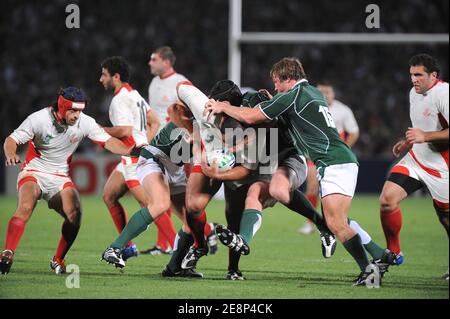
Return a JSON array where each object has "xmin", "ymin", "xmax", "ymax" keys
[{"xmin": 228, "ymin": 0, "xmax": 449, "ymax": 87}]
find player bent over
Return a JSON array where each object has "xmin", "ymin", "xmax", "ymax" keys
[
  {"xmin": 0, "ymin": 87, "xmax": 137, "ymax": 275},
  {"xmin": 379, "ymin": 54, "xmax": 448, "ymax": 280},
  {"xmin": 101, "ymin": 105, "xmax": 205, "ymax": 277},
  {"xmin": 205, "ymin": 58, "xmax": 397, "ymax": 285}
]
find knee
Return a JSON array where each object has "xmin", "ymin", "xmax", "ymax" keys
[
  {"xmin": 65, "ymin": 207, "xmax": 82, "ymax": 226},
  {"xmin": 379, "ymin": 192, "xmax": 399, "ymax": 214},
  {"xmin": 325, "ymin": 217, "xmax": 347, "ymax": 236},
  {"xmin": 15, "ymin": 204, "xmax": 34, "ymax": 222},
  {"xmin": 269, "ymin": 184, "xmax": 290, "ymax": 204},
  {"xmin": 186, "ymin": 196, "xmax": 205, "ymax": 215},
  {"xmin": 102, "ymin": 191, "xmax": 117, "ymax": 207},
  {"xmin": 149, "ymin": 200, "xmax": 171, "ymax": 218}
]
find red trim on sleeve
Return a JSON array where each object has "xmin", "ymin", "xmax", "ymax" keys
[
  {"xmin": 409, "ymin": 150, "xmax": 441, "ymax": 178},
  {"xmin": 120, "ymin": 136, "xmax": 136, "ymax": 148},
  {"xmin": 17, "ymin": 176, "xmax": 38, "ymax": 189}
]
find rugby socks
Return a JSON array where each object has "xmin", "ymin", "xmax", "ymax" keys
[
  {"xmin": 380, "ymin": 207, "xmax": 402, "ymax": 254},
  {"xmin": 55, "ymin": 219, "xmax": 80, "ymax": 260},
  {"xmin": 239, "ymin": 209, "xmax": 262, "ymax": 245},
  {"xmin": 307, "ymin": 194, "xmax": 318, "ymax": 208},
  {"xmin": 4, "ymin": 216, "xmax": 26, "ymax": 253},
  {"xmin": 286, "ymin": 189, "xmax": 329, "ymax": 233},
  {"xmin": 111, "ymin": 207, "xmax": 153, "ymax": 249},
  {"xmin": 108, "ymin": 204, "xmax": 133, "ymax": 247},
  {"xmin": 186, "ymin": 211, "xmax": 207, "ymax": 249},
  {"xmin": 348, "ymin": 219, "xmax": 385, "ymax": 260},
  {"xmin": 342, "ymin": 234, "xmax": 370, "ymax": 272},
  {"xmin": 108, "ymin": 204, "xmax": 128, "ymax": 232},
  {"xmin": 204, "ymin": 220, "xmax": 213, "ymax": 237},
  {"xmin": 167, "ymin": 229, "xmax": 193, "ymax": 272},
  {"xmin": 155, "ymin": 209, "xmax": 177, "ymax": 250}
]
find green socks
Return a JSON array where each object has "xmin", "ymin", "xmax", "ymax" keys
[
  {"xmin": 342, "ymin": 234, "xmax": 370, "ymax": 272},
  {"xmin": 168, "ymin": 229, "xmax": 193, "ymax": 272},
  {"xmin": 111, "ymin": 207, "xmax": 153, "ymax": 249},
  {"xmin": 239, "ymin": 209, "xmax": 262, "ymax": 245}
]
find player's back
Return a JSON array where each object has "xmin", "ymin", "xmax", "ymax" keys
[
  {"xmin": 110, "ymin": 84, "xmax": 150, "ymax": 147},
  {"xmin": 409, "ymin": 80, "xmax": 448, "ymax": 175}
]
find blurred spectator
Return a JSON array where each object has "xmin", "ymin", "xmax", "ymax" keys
[{"xmin": 1, "ymin": 0, "xmax": 448, "ymax": 159}]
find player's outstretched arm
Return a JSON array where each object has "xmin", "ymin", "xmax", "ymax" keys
[
  {"xmin": 103, "ymin": 126, "xmax": 133, "ymax": 139},
  {"xmin": 3, "ymin": 136, "xmax": 21, "ymax": 166},
  {"xmin": 145, "ymin": 108, "xmax": 160, "ymax": 142},
  {"xmin": 204, "ymin": 100, "xmax": 268, "ymax": 125},
  {"xmin": 104, "ymin": 137, "xmax": 135, "ymax": 156}
]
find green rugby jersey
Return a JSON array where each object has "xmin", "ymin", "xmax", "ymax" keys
[
  {"xmin": 258, "ymin": 80, "xmax": 358, "ymax": 168},
  {"xmin": 140, "ymin": 122, "xmax": 191, "ymax": 166}
]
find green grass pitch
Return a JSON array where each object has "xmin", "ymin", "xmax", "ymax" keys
[{"xmin": 0, "ymin": 195, "xmax": 448, "ymax": 299}]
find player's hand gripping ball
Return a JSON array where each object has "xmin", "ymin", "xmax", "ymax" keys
[{"xmin": 206, "ymin": 149, "xmax": 236, "ymax": 172}]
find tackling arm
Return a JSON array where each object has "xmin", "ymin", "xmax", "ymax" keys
[
  {"xmin": 145, "ymin": 108, "xmax": 160, "ymax": 143},
  {"xmin": 103, "ymin": 126, "xmax": 133, "ymax": 138},
  {"xmin": 204, "ymin": 100, "xmax": 268, "ymax": 126}
]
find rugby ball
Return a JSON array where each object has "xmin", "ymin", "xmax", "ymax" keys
[{"xmin": 207, "ymin": 149, "xmax": 236, "ymax": 172}]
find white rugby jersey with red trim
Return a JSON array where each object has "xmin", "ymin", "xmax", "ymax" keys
[
  {"xmin": 148, "ymin": 72, "xmax": 188, "ymax": 127},
  {"xmin": 328, "ymin": 99, "xmax": 359, "ymax": 140},
  {"xmin": 409, "ymin": 80, "xmax": 449, "ymax": 178},
  {"xmin": 109, "ymin": 84, "xmax": 151, "ymax": 147},
  {"xmin": 9, "ymin": 107, "xmax": 111, "ymax": 176}
]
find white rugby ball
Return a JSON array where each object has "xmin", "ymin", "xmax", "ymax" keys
[{"xmin": 207, "ymin": 149, "xmax": 236, "ymax": 172}]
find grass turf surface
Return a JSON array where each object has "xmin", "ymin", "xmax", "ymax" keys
[{"xmin": 0, "ymin": 195, "xmax": 448, "ymax": 299}]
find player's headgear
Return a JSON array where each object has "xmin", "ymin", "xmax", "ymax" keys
[
  {"xmin": 56, "ymin": 87, "xmax": 87, "ymax": 120},
  {"xmin": 208, "ymin": 80, "xmax": 243, "ymax": 107}
]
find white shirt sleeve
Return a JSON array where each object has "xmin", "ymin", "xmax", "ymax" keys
[
  {"xmin": 110, "ymin": 95, "xmax": 134, "ymax": 126},
  {"xmin": 84, "ymin": 115, "xmax": 112, "ymax": 145},
  {"xmin": 9, "ymin": 114, "xmax": 36, "ymax": 145},
  {"xmin": 343, "ymin": 107, "xmax": 359, "ymax": 134}
]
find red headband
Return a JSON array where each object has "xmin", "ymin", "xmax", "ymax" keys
[{"xmin": 58, "ymin": 95, "xmax": 86, "ymax": 110}]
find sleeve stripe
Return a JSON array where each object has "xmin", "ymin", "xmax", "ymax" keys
[{"xmin": 258, "ymin": 105, "xmax": 273, "ymax": 120}]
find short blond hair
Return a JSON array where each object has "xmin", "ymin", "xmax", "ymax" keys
[{"xmin": 270, "ymin": 57, "xmax": 306, "ymax": 81}]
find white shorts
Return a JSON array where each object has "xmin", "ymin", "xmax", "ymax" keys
[
  {"xmin": 136, "ymin": 156, "xmax": 186, "ymax": 195},
  {"xmin": 391, "ymin": 152, "xmax": 449, "ymax": 206},
  {"xmin": 115, "ymin": 156, "xmax": 140, "ymax": 188},
  {"xmin": 17, "ymin": 169, "xmax": 75, "ymax": 202},
  {"xmin": 317, "ymin": 163, "xmax": 358, "ymax": 198}
]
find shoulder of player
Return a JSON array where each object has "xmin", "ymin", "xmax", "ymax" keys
[{"xmin": 433, "ymin": 80, "xmax": 449, "ymax": 97}]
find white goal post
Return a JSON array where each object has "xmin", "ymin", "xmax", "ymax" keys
[{"xmin": 228, "ymin": 0, "xmax": 449, "ymax": 87}]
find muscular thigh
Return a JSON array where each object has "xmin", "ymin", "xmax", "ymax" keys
[
  {"xmin": 186, "ymin": 172, "xmax": 222, "ymax": 210},
  {"xmin": 104, "ymin": 170, "xmax": 129, "ymax": 199}
]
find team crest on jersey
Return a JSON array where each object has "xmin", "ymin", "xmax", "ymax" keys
[
  {"xmin": 69, "ymin": 134, "xmax": 79, "ymax": 144},
  {"xmin": 43, "ymin": 134, "xmax": 54, "ymax": 144},
  {"xmin": 422, "ymin": 108, "xmax": 432, "ymax": 118}
]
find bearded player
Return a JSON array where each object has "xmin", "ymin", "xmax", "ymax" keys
[
  {"xmin": 0, "ymin": 87, "xmax": 136, "ymax": 275},
  {"xmin": 379, "ymin": 54, "xmax": 449, "ymax": 280}
]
